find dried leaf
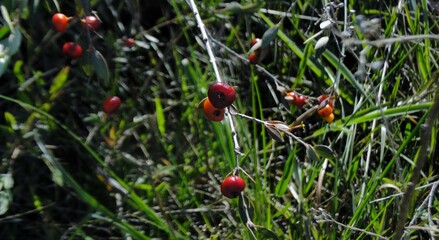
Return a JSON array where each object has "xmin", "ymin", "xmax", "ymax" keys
[{"xmin": 265, "ymin": 122, "xmax": 284, "ymax": 142}]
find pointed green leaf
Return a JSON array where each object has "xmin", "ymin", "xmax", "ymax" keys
[
  {"xmin": 155, "ymin": 97, "xmax": 166, "ymax": 136},
  {"xmin": 306, "ymin": 146, "xmax": 320, "ymax": 162},
  {"xmin": 91, "ymin": 49, "xmax": 110, "ymax": 83},
  {"xmin": 1, "ymin": 28, "xmax": 22, "ymax": 55},
  {"xmin": 0, "ymin": 191, "xmax": 12, "ymax": 215},
  {"xmin": 4, "ymin": 112, "xmax": 17, "ymax": 130},
  {"xmin": 313, "ymin": 145, "xmax": 336, "ymax": 159},
  {"xmin": 0, "ymin": 5, "xmax": 14, "ymax": 32},
  {"xmin": 275, "ymin": 148, "xmax": 296, "ymax": 196}
]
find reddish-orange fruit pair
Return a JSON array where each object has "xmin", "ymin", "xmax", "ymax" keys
[
  {"xmin": 286, "ymin": 92, "xmax": 307, "ymax": 108},
  {"xmin": 62, "ymin": 42, "xmax": 83, "ymax": 59}
]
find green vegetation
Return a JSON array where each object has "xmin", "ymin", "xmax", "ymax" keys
[{"xmin": 0, "ymin": 0, "xmax": 438, "ymax": 239}]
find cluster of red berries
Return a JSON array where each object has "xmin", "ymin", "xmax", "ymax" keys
[
  {"xmin": 52, "ymin": 13, "xmax": 101, "ymax": 59},
  {"xmin": 53, "ymin": 12, "xmax": 119, "ymax": 114},
  {"xmin": 285, "ymin": 91, "xmax": 335, "ymax": 123},
  {"xmin": 201, "ymin": 82, "xmax": 236, "ymax": 122}
]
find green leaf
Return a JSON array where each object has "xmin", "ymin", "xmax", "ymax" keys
[
  {"xmin": 275, "ymin": 148, "xmax": 296, "ymax": 196},
  {"xmin": 155, "ymin": 97, "xmax": 166, "ymax": 136},
  {"xmin": 0, "ymin": 191, "xmax": 12, "ymax": 215},
  {"xmin": 4, "ymin": 112, "xmax": 17, "ymax": 130},
  {"xmin": 2, "ymin": 174, "xmax": 14, "ymax": 190},
  {"xmin": 49, "ymin": 66, "xmax": 70, "ymax": 100},
  {"xmin": 306, "ymin": 146, "xmax": 320, "ymax": 162},
  {"xmin": 2, "ymin": 27, "xmax": 22, "ymax": 55},
  {"xmin": 313, "ymin": 145, "xmax": 336, "ymax": 159},
  {"xmin": 91, "ymin": 49, "xmax": 110, "ymax": 83},
  {"xmin": 0, "ymin": 5, "xmax": 14, "ymax": 32}
]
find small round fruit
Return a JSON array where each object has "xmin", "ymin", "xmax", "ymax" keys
[
  {"xmin": 82, "ymin": 16, "xmax": 101, "ymax": 30},
  {"xmin": 203, "ymin": 98, "xmax": 225, "ymax": 121},
  {"xmin": 322, "ymin": 113, "xmax": 335, "ymax": 123},
  {"xmin": 52, "ymin": 13, "xmax": 69, "ymax": 32},
  {"xmin": 250, "ymin": 38, "xmax": 260, "ymax": 47},
  {"xmin": 294, "ymin": 95, "xmax": 307, "ymax": 108},
  {"xmin": 318, "ymin": 94, "xmax": 333, "ymax": 107},
  {"xmin": 221, "ymin": 175, "xmax": 246, "ymax": 198},
  {"xmin": 124, "ymin": 38, "xmax": 135, "ymax": 47},
  {"xmin": 103, "ymin": 96, "xmax": 121, "ymax": 114},
  {"xmin": 248, "ymin": 52, "xmax": 259, "ymax": 64},
  {"xmin": 62, "ymin": 42, "xmax": 83, "ymax": 59},
  {"xmin": 207, "ymin": 82, "xmax": 236, "ymax": 108},
  {"xmin": 317, "ymin": 104, "xmax": 333, "ymax": 117}
]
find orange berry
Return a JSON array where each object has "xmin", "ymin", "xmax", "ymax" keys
[
  {"xmin": 322, "ymin": 113, "xmax": 335, "ymax": 123},
  {"xmin": 317, "ymin": 104, "xmax": 333, "ymax": 117},
  {"xmin": 203, "ymin": 98, "xmax": 225, "ymax": 121},
  {"xmin": 52, "ymin": 13, "xmax": 69, "ymax": 32}
]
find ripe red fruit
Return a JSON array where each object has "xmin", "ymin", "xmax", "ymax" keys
[
  {"xmin": 52, "ymin": 13, "xmax": 69, "ymax": 32},
  {"xmin": 203, "ymin": 98, "xmax": 225, "ymax": 121},
  {"xmin": 318, "ymin": 94, "xmax": 333, "ymax": 108},
  {"xmin": 285, "ymin": 92, "xmax": 307, "ymax": 108},
  {"xmin": 102, "ymin": 96, "xmax": 121, "ymax": 114},
  {"xmin": 248, "ymin": 52, "xmax": 259, "ymax": 64},
  {"xmin": 207, "ymin": 82, "xmax": 236, "ymax": 108},
  {"xmin": 221, "ymin": 175, "xmax": 246, "ymax": 198},
  {"xmin": 62, "ymin": 42, "xmax": 83, "ymax": 59},
  {"xmin": 317, "ymin": 104, "xmax": 333, "ymax": 117},
  {"xmin": 81, "ymin": 16, "xmax": 101, "ymax": 30},
  {"xmin": 124, "ymin": 38, "xmax": 135, "ymax": 47}
]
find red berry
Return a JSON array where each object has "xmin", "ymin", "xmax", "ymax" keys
[
  {"xmin": 250, "ymin": 38, "xmax": 260, "ymax": 47},
  {"xmin": 248, "ymin": 52, "xmax": 259, "ymax": 64},
  {"xmin": 203, "ymin": 98, "xmax": 225, "ymax": 121},
  {"xmin": 207, "ymin": 82, "xmax": 236, "ymax": 108},
  {"xmin": 317, "ymin": 104, "xmax": 333, "ymax": 117},
  {"xmin": 102, "ymin": 96, "xmax": 121, "ymax": 114},
  {"xmin": 124, "ymin": 38, "xmax": 135, "ymax": 47},
  {"xmin": 62, "ymin": 42, "xmax": 83, "ymax": 59},
  {"xmin": 322, "ymin": 113, "xmax": 335, "ymax": 123},
  {"xmin": 221, "ymin": 175, "xmax": 246, "ymax": 198},
  {"xmin": 318, "ymin": 94, "xmax": 333, "ymax": 108},
  {"xmin": 52, "ymin": 13, "xmax": 69, "ymax": 32},
  {"xmin": 294, "ymin": 95, "xmax": 307, "ymax": 108},
  {"xmin": 81, "ymin": 16, "xmax": 101, "ymax": 31}
]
